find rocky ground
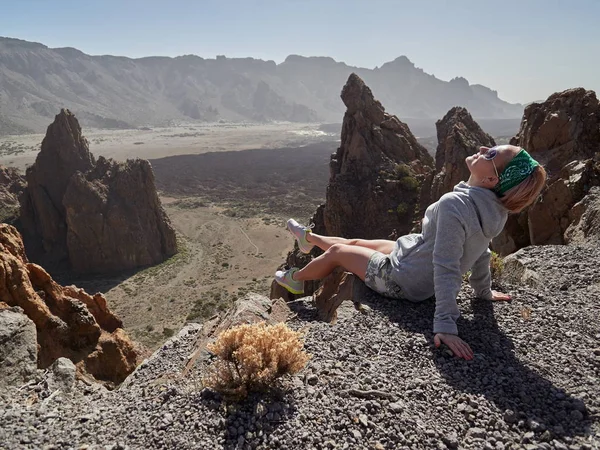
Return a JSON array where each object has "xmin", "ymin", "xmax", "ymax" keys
[{"xmin": 1, "ymin": 245, "xmax": 598, "ymax": 450}]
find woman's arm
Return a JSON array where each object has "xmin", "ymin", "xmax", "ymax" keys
[
  {"xmin": 432, "ymin": 197, "xmax": 474, "ymax": 360},
  {"xmin": 432, "ymin": 199, "xmax": 466, "ymax": 336}
]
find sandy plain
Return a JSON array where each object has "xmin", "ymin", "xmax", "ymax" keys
[{"xmin": 0, "ymin": 122, "xmax": 339, "ymax": 349}]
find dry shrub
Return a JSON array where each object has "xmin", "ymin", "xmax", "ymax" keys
[{"xmin": 204, "ymin": 322, "xmax": 310, "ymax": 398}]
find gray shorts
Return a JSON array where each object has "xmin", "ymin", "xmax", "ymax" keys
[{"xmin": 364, "ymin": 251, "xmax": 404, "ymax": 299}]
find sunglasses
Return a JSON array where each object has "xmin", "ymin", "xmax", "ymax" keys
[{"xmin": 482, "ymin": 147, "xmax": 499, "ymax": 180}]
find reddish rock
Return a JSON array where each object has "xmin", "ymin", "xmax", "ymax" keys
[{"xmin": 0, "ymin": 223, "xmax": 140, "ymax": 386}]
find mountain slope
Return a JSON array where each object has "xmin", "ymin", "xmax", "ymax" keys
[{"xmin": 0, "ymin": 37, "xmax": 523, "ymax": 133}]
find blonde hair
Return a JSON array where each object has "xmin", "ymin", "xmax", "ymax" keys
[{"xmin": 500, "ymin": 165, "xmax": 547, "ymax": 213}]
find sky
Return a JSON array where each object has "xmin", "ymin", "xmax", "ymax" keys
[{"xmin": 1, "ymin": 0, "xmax": 599, "ymax": 104}]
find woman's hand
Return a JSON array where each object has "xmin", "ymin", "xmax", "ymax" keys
[
  {"xmin": 491, "ymin": 290, "xmax": 511, "ymax": 301},
  {"xmin": 434, "ymin": 333, "xmax": 474, "ymax": 360}
]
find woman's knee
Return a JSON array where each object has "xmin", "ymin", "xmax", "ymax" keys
[{"xmin": 326, "ymin": 243, "xmax": 351, "ymax": 258}]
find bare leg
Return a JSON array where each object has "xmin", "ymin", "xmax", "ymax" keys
[
  {"xmin": 307, "ymin": 233, "xmax": 395, "ymax": 254},
  {"xmin": 293, "ymin": 243, "xmax": 375, "ymax": 282}
]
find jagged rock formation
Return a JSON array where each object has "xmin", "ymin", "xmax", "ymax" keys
[
  {"xmin": 430, "ymin": 107, "xmax": 496, "ymax": 202},
  {"xmin": 0, "ymin": 165, "xmax": 25, "ymax": 222},
  {"xmin": 314, "ymin": 73, "xmax": 434, "ymax": 240},
  {"xmin": 0, "ymin": 223, "xmax": 140, "ymax": 385},
  {"xmin": 493, "ymin": 89, "xmax": 600, "ymax": 255},
  {"xmin": 271, "ymin": 74, "xmax": 434, "ymax": 301},
  {"xmin": 20, "ymin": 109, "xmax": 95, "ymax": 263},
  {"xmin": 63, "ymin": 156, "xmax": 177, "ymax": 272},
  {"xmin": 20, "ymin": 109, "xmax": 177, "ymax": 272}
]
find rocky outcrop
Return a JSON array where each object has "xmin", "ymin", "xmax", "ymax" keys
[
  {"xmin": 20, "ymin": 109, "xmax": 177, "ymax": 272},
  {"xmin": 313, "ymin": 269, "xmax": 370, "ymax": 323},
  {"xmin": 63, "ymin": 156, "xmax": 177, "ymax": 272},
  {"xmin": 430, "ymin": 107, "xmax": 495, "ymax": 202},
  {"xmin": 493, "ymin": 89, "xmax": 600, "ymax": 255},
  {"xmin": 0, "ymin": 223, "xmax": 140, "ymax": 386},
  {"xmin": 271, "ymin": 74, "xmax": 434, "ymax": 300},
  {"xmin": 0, "ymin": 165, "xmax": 26, "ymax": 222},
  {"xmin": 510, "ymin": 88, "xmax": 600, "ymax": 172},
  {"xmin": 19, "ymin": 110, "xmax": 95, "ymax": 263},
  {"xmin": 314, "ymin": 73, "xmax": 434, "ymax": 240}
]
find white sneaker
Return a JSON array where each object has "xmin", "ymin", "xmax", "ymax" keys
[
  {"xmin": 274, "ymin": 267, "xmax": 304, "ymax": 294},
  {"xmin": 286, "ymin": 219, "xmax": 314, "ymax": 254}
]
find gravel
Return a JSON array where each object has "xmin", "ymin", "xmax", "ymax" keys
[{"xmin": 1, "ymin": 245, "xmax": 598, "ymax": 449}]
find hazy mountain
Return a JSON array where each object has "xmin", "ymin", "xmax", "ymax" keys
[{"xmin": 0, "ymin": 37, "xmax": 523, "ymax": 134}]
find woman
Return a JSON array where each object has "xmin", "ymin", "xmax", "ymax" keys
[{"xmin": 275, "ymin": 145, "xmax": 547, "ymax": 360}]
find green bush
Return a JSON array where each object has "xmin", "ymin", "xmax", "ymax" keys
[
  {"xmin": 394, "ymin": 163, "xmax": 412, "ymax": 178},
  {"xmin": 400, "ymin": 176, "xmax": 419, "ymax": 191}
]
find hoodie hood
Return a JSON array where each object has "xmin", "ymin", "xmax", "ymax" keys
[{"xmin": 453, "ymin": 181, "xmax": 508, "ymax": 239}]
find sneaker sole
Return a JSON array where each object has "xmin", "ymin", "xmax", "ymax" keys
[{"xmin": 275, "ymin": 278, "xmax": 304, "ymax": 295}]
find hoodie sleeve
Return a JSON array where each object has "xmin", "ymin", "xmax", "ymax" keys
[
  {"xmin": 432, "ymin": 197, "xmax": 466, "ymax": 335},
  {"xmin": 469, "ymin": 248, "xmax": 494, "ymax": 300}
]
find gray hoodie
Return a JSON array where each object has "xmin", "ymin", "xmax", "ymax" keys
[{"xmin": 389, "ymin": 182, "xmax": 508, "ymax": 335}]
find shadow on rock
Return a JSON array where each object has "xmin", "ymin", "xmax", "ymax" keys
[{"xmin": 200, "ymin": 389, "xmax": 298, "ymax": 450}]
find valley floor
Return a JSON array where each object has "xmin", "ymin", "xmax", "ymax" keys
[{"xmin": 1, "ymin": 123, "xmax": 338, "ymax": 350}]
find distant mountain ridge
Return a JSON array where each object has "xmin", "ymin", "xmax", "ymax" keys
[{"xmin": 0, "ymin": 37, "xmax": 523, "ymax": 134}]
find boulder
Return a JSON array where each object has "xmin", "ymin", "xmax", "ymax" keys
[
  {"xmin": 430, "ymin": 107, "xmax": 495, "ymax": 202},
  {"xmin": 0, "ymin": 305, "xmax": 38, "ymax": 387},
  {"xmin": 20, "ymin": 109, "xmax": 177, "ymax": 272},
  {"xmin": 313, "ymin": 269, "xmax": 366, "ymax": 323},
  {"xmin": 47, "ymin": 357, "xmax": 77, "ymax": 392},
  {"xmin": 499, "ymin": 250, "xmax": 544, "ymax": 289},
  {"xmin": 527, "ymin": 160, "xmax": 599, "ymax": 245},
  {"xmin": 0, "ymin": 223, "xmax": 140, "ymax": 386}
]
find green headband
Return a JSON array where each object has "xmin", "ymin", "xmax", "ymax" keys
[{"xmin": 495, "ymin": 148, "xmax": 540, "ymax": 195}]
